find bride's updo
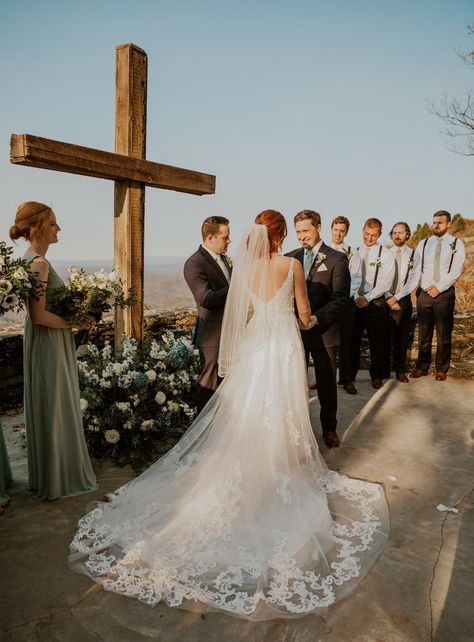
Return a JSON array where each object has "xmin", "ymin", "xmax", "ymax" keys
[
  {"xmin": 254, "ymin": 210, "xmax": 287, "ymax": 254},
  {"xmin": 9, "ymin": 201, "xmax": 53, "ymax": 242}
]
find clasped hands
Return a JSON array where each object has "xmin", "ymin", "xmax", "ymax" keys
[{"xmin": 298, "ymin": 315, "xmax": 318, "ymax": 331}]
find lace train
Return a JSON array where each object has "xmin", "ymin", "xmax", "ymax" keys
[{"xmin": 70, "ymin": 261, "xmax": 389, "ymax": 620}]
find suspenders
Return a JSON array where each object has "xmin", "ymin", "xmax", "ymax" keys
[
  {"xmin": 421, "ymin": 237, "xmax": 457, "ymax": 274},
  {"xmin": 372, "ymin": 245, "xmax": 383, "ymax": 289},
  {"xmin": 403, "ymin": 249, "xmax": 416, "ymax": 286}
]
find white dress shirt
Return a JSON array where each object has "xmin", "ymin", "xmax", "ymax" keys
[
  {"xmin": 201, "ymin": 244, "xmax": 230, "ymax": 282},
  {"xmin": 331, "ymin": 241, "xmax": 361, "ymax": 299},
  {"xmin": 356, "ymin": 243, "xmax": 395, "ymax": 302},
  {"xmin": 415, "ymin": 233, "xmax": 465, "ymax": 293},
  {"xmin": 385, "ymin": 244, "xmax": 421, "ymax": 301}
]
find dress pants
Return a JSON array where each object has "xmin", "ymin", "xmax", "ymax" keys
[
  {"xmin": 306, "ymin": 345, "xmax": 338, "ymax": 433},
  {"xmin": 416, "ymin": 287, "xmax": 455, "ymax": 373},
  {"xmin": 337, "ymin": 300, "xmax": 355, "ymax": 385},
  {"xmin": 196, "ymin": 345, "xmax": 221, "ymax": 414},
  {"xmin": 390, "ymin": 295, "xmax": 413, "ymax": 374},
  {"xmin": 350, "ymin": 299, "xmax": 389, "ymax": 381}
]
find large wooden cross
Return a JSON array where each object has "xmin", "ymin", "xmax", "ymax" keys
[{"xmin": 10, "ymin": 43, "xmax": 215, "ymax": 341}]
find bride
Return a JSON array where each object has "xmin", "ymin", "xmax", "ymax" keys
[{"xmin": 70, "ymin": 210, "xmax": 389, "ymax": 620}]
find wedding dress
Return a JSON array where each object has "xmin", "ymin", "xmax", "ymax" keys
[{"xmin": 70, "ymin": 225, "xmax": 389, "ymax": 620}]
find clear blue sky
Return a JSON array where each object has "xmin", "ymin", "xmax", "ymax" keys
[{"xmin": 0, "ymin": 0, "xmax": 473, "ymax": 261}]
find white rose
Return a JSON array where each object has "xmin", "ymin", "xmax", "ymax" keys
[
  {"xmin": 80, "ymin": 398, "xmax": 88, "ymax": 412},
  {"xmin": 155, "ymin": 391, "xmax": 166, "ymax": 405},
  {"xmin": 104, "ymin": 429, "xmax": 120, "ymax": 444},
  {"xmin": 0, "ymin": 279, "xmax": 13, "ymax": 293},
  {"xmin": 123, "ymin": 420, "xmax": 133, "ymax": 430},
  {"xmin": 145, "ymin": 369, "xmax": 157, "ymax": 382},
  {"xmin": 140, "ymin": 419, "xmax": 154, "ymax": 431}
]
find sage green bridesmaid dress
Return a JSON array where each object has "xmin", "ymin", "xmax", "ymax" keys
[
  {"xmin": 23, "ymin": 254, "xmax": 97, "ymax": 501},
  {"xmin": 0, "ymin": 420, "xmax": 12, "ymax": 507}
]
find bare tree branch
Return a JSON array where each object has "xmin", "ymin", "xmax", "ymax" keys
[{"xmin": 430, "ymin": 24, "xmax": 474, "ymax": 155}]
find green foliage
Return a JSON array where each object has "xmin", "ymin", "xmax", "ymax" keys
[{"xmin": 78, "ymin": 332, "xmax": 201, "ymax": 469}]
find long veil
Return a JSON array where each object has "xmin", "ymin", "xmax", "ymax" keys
[{"xmin": 218, "ymin": 223, "xmax": 270, "ymax": 377}]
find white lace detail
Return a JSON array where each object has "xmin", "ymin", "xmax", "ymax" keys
[{"xmin": 70, "ymin": 256, "xmax": 389, "ymax": 620}]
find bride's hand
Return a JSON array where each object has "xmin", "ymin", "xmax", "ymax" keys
[{"xmin": 299, "ymin": 315, "xmax": 317, "ymax": 331}]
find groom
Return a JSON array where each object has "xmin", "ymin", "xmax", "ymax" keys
[
  {"xmin": 184, "ymin": 216, "xmax": 231, "ymax": 413},
  {"xmin": 287, "ymin": 210, "xmax": 351, "ymax": 448}
]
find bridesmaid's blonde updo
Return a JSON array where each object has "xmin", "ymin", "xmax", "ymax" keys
[{"xmin": 10, "ymin": 201, "xmax": 53, "ymax": 242}]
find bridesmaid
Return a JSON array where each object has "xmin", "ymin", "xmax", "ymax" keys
[
  {"xmin": 0, "ymin": 420, "xmax": 12, "ymax": 513},
  {"xmin": 9, "ymin": 201, "xmax": 97, "ymax": 501}
]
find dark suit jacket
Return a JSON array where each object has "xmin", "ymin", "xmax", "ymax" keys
[
  {"xmin": 286, "ymin": 242, "xmax": 350, "ymax": 350},
  {"xmin": 183, "ymin": 246, "xmax": 231, "ymax": 348}
]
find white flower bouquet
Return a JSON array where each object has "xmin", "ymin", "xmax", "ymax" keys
[
  {"xmin": 47, "ymin": 266, "xmax": 134, "ymax": 325},
  {"xmin": 0, "ymin": 241, "xmax": 43, "ymax": 316},
  {"xmin": 78, "ymin": 331, "xmax": 201, "ymax": 467}
]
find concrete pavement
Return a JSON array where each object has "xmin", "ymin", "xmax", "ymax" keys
[{"xmin": 1, "ymin": 371, "xmax": 473, "ymax": 641}]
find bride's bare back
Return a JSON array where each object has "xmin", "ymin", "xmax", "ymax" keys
[{"xmin": 251, "ymin": 255, "xmax": 311, "ymax": 325}]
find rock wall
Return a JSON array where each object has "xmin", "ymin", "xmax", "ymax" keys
[{"xmin": 1, "ymin": 308, "xmax": 473, "ymax": 412}]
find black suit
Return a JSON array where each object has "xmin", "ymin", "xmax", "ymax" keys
[
  {"xmin": 286, "ymin": 243, "xmax": 351, "ymax": 434},
  {"xmin": 183, "ymin": 246, "xmax": 231, "ymax": 412}
]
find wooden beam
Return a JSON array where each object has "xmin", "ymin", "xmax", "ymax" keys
[
  {"xmin": 114, "ymin": 44, "xmax": 147, "ymax": 341},
  {"xmin": 10, "ymin": 133, "xmax": 216, "ymax": 196}
]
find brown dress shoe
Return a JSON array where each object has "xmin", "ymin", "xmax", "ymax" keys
[
  {"xmin": 372, "ymin": 378, "xmax": 384, "ymax": 389},
  {"xmin": 343, "ymin": 382, "xmax": 357, "ymax": 395},
  {"xmin": 323, "ymin": 431, "xmax": 340, "ymax": 448},
  {"xmin": 435, "ymin": 371, "xmax": 447, "ymax": 381},
  {"xmin": 410, "ymin": 369, "xmax": 429, "ymax": 378},
  {"xmin": 308, "ymin": 379, "xmax": 318, "ymax": 390},
  {"xmin": 396, "ymin": 372, "xmax": 409, "ymax": 383}
]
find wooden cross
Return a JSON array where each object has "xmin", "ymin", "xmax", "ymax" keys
[{"xmin": 10, "ymin": 43, "xmax": 215, "ymax": 341}]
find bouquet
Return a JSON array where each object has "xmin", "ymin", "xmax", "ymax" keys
[
  {"xmin": 48, "ymin": 266, "xmax": 134, "ymax": 325},
  {"xmin": 0, "ymin": 241, "xmax": 43, "ymax": 316}
]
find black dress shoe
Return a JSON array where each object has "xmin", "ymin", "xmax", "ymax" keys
[
  {"xmin": 323, "ymin": 431, "xmax": 340, "ymax": 448},
  {"xmin": 343, "ymin": 382, "xmax": 357, "ymax": 395},
  {"xmin": 372, "ymin": 378, "xmax": 384, "ymax": 389},
  {"xmin": 396, "ymin": 372, "xmax": 409, "ymax": 383}
]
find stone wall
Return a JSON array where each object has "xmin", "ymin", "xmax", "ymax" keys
[
  {"xmin": 0, "ymin": 308, "xmax": 196, "ymax": 411},
  {"xmin": 1, "ymin": 308, "xmax": 473, "ymax": 412}
]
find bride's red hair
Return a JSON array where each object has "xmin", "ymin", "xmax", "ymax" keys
[{"xmin": 254, "ymin": 210, "xmax": 287, "ymax": 254}]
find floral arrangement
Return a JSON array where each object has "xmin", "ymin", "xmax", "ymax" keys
[
  {"xmin": 78, "ymin": 331, "xmax": 201, "ymax": 467},
  {"xmin": 48, "ymin": 266, "xmax": 134, "ymax": 325},
  {"xmin": 0, "ymin": 241, "xmax": 43, "ymax": 316}
]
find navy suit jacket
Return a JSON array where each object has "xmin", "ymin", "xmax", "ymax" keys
[
  {"xmin": 183, "ymin": 246, "xmax": 231, "ymax": 348},
  {"xmin": 286, "ymin": 242, "xmax": 350, "ymax": 349}
]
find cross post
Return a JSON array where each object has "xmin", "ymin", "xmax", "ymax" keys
[{"xmin": 10, "ymin": 43, "xmax": 215, "ymax": 343}]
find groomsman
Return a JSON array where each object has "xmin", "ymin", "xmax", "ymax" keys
[
  {"xmin": 349, "ymin": 218, "xmax": 395, "ymax": 391},
  {"xmin": 287, "ymin": 210, "xmax": 350, "ymax": 448},
  {"xmin": 411, "ymin": 210, "xmax": 465, "ymax": 381},
  {"xmin": 330, "ymin": 216, "xmax": 361, "ymax": 393},
  {"xmin": 184, "ymin": 216, "xmax": 232, "ymax": 412},
  {"xmin": 384, "ymin": 222, "xmax": 421, "ymax": 382}
]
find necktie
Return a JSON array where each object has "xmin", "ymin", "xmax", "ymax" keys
[
  {"xmin": 433, "ymin": 238, "xmax": 442, "ymax": 283},
  {"xmin": 358, "ymin": 247, "xmax": 369, "ymax": 296},
  {"xmin": 304, "ymin": 248, "xmax": 314, "ymax": 278},
  {"xmin": 392, "ymin": 249, "xmax": 401, "ymax": 293},
  {"xmin": 216, "ymin": 255, "xmax": 230, "ymax": 282}
]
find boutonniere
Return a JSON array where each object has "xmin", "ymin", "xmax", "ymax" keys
[
  {"xmin": 316, "ymin": 252, "xmax": 326, "ymax": 263},
  {"xmin": 369, "ymin": 258, "xmax": 382, "ymax": 268},
  {"xmin": 344, "ymin": 248, "xmax": 353, "ymax": 260},
  {"xmin": 222, "ymin": 254, "xmax": 233, "ymax": 267},
  {"xmin": 407, "ymin": 258, "xmax": 415, "ymax": 270},
  {"xmin": 449, "ymin": 241, "xmax": 457, "ymax": 255}
]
